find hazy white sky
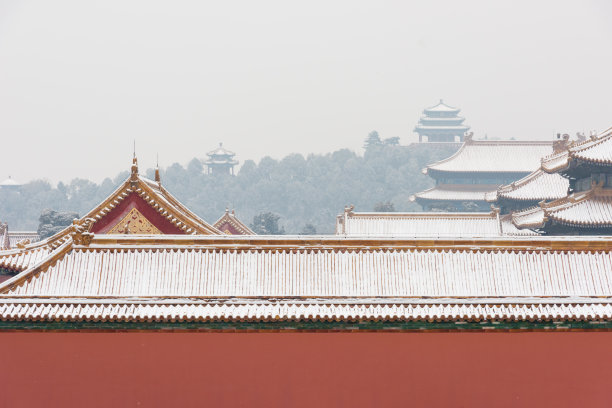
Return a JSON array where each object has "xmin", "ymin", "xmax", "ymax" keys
[{"xmin": 1, "ymin": 0, "xmax": 611, "ymax": 183}]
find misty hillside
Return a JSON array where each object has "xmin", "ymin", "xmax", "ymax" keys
[{"xmin": 0, "ymin": 143, "xmax": 458, "ymax": 234}]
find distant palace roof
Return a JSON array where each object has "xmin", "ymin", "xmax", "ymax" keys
[
  {"xmin": 423, "ymin": 100, "xmax": 461, "ymax": 114},
  {"xmin": 1, "ymin": 234, "xmax": 610, "ymax": 326},
  {"xmin": 0, "ymin": 177, "xmax": 22, "ymax": 187},
  {"xmin": 213, "ymin": 209, "xmax": 255, "ymax": 235},
  {"xmin": 512, "ymin": 185, "xmax": 612, "ymax": 230},
  {"xmin": 425, "ymin": 137, "xmax": 552, "ymax": 175},
  {"xmin": 486, "ymin": 169, "xmax": 569, "ymax": 203},
  {"xmin": 336, "ymin": 207, "xmax": 536, "ymax": 237},
  {"xmin": 412, "ymin": 184, "xmax": 498, "ymax": 203}
]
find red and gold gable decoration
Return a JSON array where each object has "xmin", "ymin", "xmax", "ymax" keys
[
  {"xmin": 91, "ymin": 193, "xmax": 185, "ymax": 235},
  {"xmin": 216, "ymin": 221, "xmax": 241, "ymax": 235},
  {"xmin": 107, "ymin": 208, "xmax": 161, "ymax": 234}
]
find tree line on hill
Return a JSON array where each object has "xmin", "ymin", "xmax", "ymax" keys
[{"xmin": 0, "ymin": 133, "xmax": 458, "ymax": 235}]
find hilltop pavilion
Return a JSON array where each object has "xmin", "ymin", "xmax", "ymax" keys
[
  {"xmin": 414, "ymin": 100, "xmax": 470, "ymax": 143},
  {"xmin": 204, "ymin": 143, "xmax": 239, "ymax": 175}
]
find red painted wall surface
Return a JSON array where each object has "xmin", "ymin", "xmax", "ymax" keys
[{"xmin": 0, "ymin": 332, "xmax": 610, "ymax": 407}]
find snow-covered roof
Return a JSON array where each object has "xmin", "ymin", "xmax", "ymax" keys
[
  {"xmin": 337, "ymin": 210, "xmax": 503, "ymax": 237},
  {"xmin": 423, "ymin": 100, "xmax": 460, "ymax": 114},
  {"xmin": 512, "ymin": 186, "xmax": 612, "ymax": 230},
  {"xmin": 426, "ymin": 139, "xmax": 552, "ymax": 174},
  {"xmin": 7, "ymin": 232, "xmax": 40, "ymax": 248},
  {"xmin": 0, "ymin": 176, "xmax": 21, "ymax": 187},
  {"xmin": 412, "ymin": 184, "xmax": 497, "ymax": 202},
  {"xmin": 206, "ymin": 143, "xmax": 236, "ymax": 157},
  {"xmin": 542, "ymin": 127, "xmax": 612, "ymax": 173},
  {"xmin": 0, "ymin": 234, "xmax": 610, "ymax": 324},
  {"xmin": 488, "ymin": 169, "xmax": 569, "ymax": 203},
  {"xmin": 213, "ymin": 209, "xmax": 255, "ymax": 235}
]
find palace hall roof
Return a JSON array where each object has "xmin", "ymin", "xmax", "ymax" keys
[
  {"xmin": 512, "ymin": 185, "xmax": 612, "ymax": 230},
  {"xmin": 7, "ymin": 232, "xmax": 40, "ymax": 248},
  {"xmin": 213, "ymin": 209, "xmax": 255, "ymax": 235},
  {"xmin": 486, "ymin": 168, "xmax": 569, "ymax": 203},
  {"xmin": 336, "ymin": 208, "xmax": 535, "ymax": 237},
  {"xmin": 542, "ymin": 127, "xmax": 612, "ymax": 173},
  {"xmin": 1, "ymin": 234, "xmax": 610, "ymax": 326},
  {"xmin": 412, "ymin": 184, "xmax": 498, "ymax": 203},
  {"xmin": 0, "ymin": 158, "xmax": 221, "ymax": 274},
  {"xmin": 425, "ymin": 138, "xmax": 552, "ymax": 175}
]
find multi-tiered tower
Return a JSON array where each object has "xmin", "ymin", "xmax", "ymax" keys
[
  {"xmin": 204, "ymin": 143, "xmax": 239, "ymax": 175},
  {"xmin": 414, "ymin": 100, "xmax": 470, "ymax": 143}
]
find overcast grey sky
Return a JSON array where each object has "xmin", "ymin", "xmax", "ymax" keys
[{"xmin": 0, "ymin": 0, "xmax": 611, "ymax": 183}]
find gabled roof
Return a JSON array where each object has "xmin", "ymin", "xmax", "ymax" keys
[
  {"xmin": 512, "ymin": 185, "xmax": 612, "ymax": 230},
  {"xmin": 487, "ymin": 168, "xmax": 569, "ymax": 203},
  {"xmin": 0, "ymin": 158, "xmax": 221, "ymax": 272},
  {"xmin": 213, "ymin": 209, "xmax": 255, "ymax": 235},
  {"xmin": 542, "ymin": 127, "xmax": 612, "ymax": 173},
  {"xmin": 0, "ymin": 234, "xmax": 609, "ymax": 324},
  {"xmin": 425, "ymin": 137, "xmax": 552, "ymax": 175},
  {"xmin": 81, "ymin": 158, "xmax": 220, "ymax": 235}
]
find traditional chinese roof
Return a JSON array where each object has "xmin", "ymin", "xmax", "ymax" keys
[
  {"xmin": 487, "ymin": 169, "xmax": 569, "ymax": 203},
  {"xmin": 339, "ymin": 208, "xmax": 487, "ymax": 237},
  {"xmin": 0, "ymin": 176, "xmax": 22, "ymax": 187},
  {"xmin": 336, "ymin": 208, "xmax": 536, "ymax": 237},
  {"xmin": 411, "ymin": 184, "xmax": 497, "ymax": 202},
  {"xmin": 542, "ymin": 127, "xmax": 612, "ymax": 173},
  {"xmin": 0, "ymin": 234, "xmax": 610, "ymax": 326},
  {"xmin": 213, "ymin": 209, "xmax": 255, "ymax": 235},
  {"xmin": 207, "ymin": 143, "xmax": 236, "ymax": 157},
  {"xmin": 425, "ymin": 138, "xmax": 552, "ymax": 175},
  {"xmin": 7, "ymin": 232, "xmax": 40, "ymax": 249},
  {"xmin": 512, "ymin": 185, "xmax": 612, "ymax": 230},
  {"xmin": 423, "ymin": 100, "xmax": 461, "ymax": 114},
  {"xmin": 0, "ymin": 158, "xmax": 221, "ymax": 273}
]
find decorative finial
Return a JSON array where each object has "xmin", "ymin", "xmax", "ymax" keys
[
  {"xmin": 130, "ymin": 150, "xmax": 139, "ymax": 182},
  {"xmin": 155, "ymin": 154, "xmax": 161, "ymax": 183},
  {"xmin": 219, "ymin": 142, "xmax": 223, "ymax": 147},
  {"xmin": 439, "ymin": 99, "xmax": 443, "ymax": 104}
]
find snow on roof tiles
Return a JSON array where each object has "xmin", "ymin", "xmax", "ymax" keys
[
  {"xmin": 426, "ymin": 140, "xmax": 552, "ymax": 174},
  {"xmin": 413, "ymin": 184, "xmax": 496, "ymax": 202},
  {"xmin": 337, "ymin": 211, "xmax": 504, "ymax": 237},
  {"xmin": 491, "ymin": 169, "xmax": 569, "ymax": 202},
  {"xmin": 1, "ymin": 235, "xmax": 610, "ymax": 323}
]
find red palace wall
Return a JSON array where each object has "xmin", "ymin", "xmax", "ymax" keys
[{"xmin": 0, "ymin": 332, "xmax": 611, "ymax": 407}]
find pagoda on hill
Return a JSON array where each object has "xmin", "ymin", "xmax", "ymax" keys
[
  {"xmin": 204, "ymin": 143, "xmax": 239, "ymax": 175},
  {"xmin": 414, "ymin": 100, "xmax": 470, "ymax": 143},
  {"xmin": 512, "ymin": 127, "xmax": 612, "ymax": 234},
  {"xmin": 411, "ymin": 135, "xmax": 553, "ymax": 211}
]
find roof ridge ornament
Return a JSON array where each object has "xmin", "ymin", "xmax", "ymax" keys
[
  {"xmin": 464, "ymin": 132, "xmax": 474, "ymax": 144},
  {"xmin": 155, "ymin": 154, "xmax": 161, "ymax": 183},
  {"xmin": 71, "ymin": 218, "xmax": 95, "ymax": 246}
]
